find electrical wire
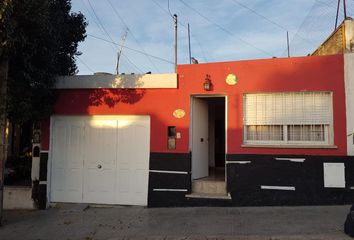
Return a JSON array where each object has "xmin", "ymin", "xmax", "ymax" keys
[
  {"xmin": 76, "ymin": 56, "xmax": 95, "ymax": 73},
  {"xmin": 231, "ymin": 0, "xmax": 287, "ymax": 31},
  {"xmin": 107, "ymin": 0, "xmax": 160, "ymax": 73},
  {"xmin": 283, "ymin": 0, "xmax": 343, "ymax": 56},
  {"xmin": 80, "ymin": 0, "xmax": 117, "ymax": 51},
  {"xmin": 87, "ymin": 0, "xmax": 115, "ymax": 44},
  {"xmin": 151, "ymin": 0, "xmax": 174, "ymax": 19},
  {"xmin": 167, "ymin": 0, "xmax": 174, "ymax": 18},
  {"xmin": 151, "ymin": 0, "xmax": 209, "ymax": 62},
  {"xmin": 178, "ymin": 0, "xmax": 273, "ymax": 57},
  {"xmin": 87, "ymin": 34, "xmax": 175, "ymax": 64},
  {"xmin": 86, "ymin": 0, "xmax": 144, "ymax": 73},
  {"xmin": 316, "ymin": 0, "xmax": 353, "ymax": 15},
  {"xmin": 121, "ymin": 53, "xmax": 144, "ymax": 73}
]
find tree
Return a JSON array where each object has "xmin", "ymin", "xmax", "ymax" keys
[
  {"xmin": 0, "ymin": 0, "xmax": 14, "ymax": 226},
  {"xmin": 0, "ymin": 0, "xmax": 87, "ymax": 224},
  {"xmin": 7, "ymin": 0, "xmax": 87, "ymax": 122}
]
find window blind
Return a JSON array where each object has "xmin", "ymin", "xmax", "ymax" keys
[{"xmin": 244, "ymin": 92, "xmax": 332, "ymax": 125}]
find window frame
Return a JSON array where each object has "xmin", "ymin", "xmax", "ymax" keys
[{"xmin": 242, "ymin": 92, "xmax": 334, "ymax": 147}]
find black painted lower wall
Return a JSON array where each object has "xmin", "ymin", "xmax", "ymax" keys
[
  {"xmin": 35, "ymin": 152, "xmax": 48, "ymax": 209},
  {"xmin": 39, "ymin": 150, "xmax": 354, "ymax": 207},
  {"xmin": 148, "ymin": 152, "xmax": 191, "ymax": 207},
  {"xmin": 227, "ymin": 154, "xmax": 354, "ymax": 206},
  {"xmin": 148, "ymin": 152, "xmax": 354, "ymax": 207}
]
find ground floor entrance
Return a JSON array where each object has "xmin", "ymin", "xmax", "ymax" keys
[
  {"xmin": 190, "ymin": 96, "xmax": 227, "ymax": 197},
  {"xmin": 49, "ymin": 115, "xmax": 150, "ymax": 206}
]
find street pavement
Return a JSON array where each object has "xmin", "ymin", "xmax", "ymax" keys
[{"xmin": 0, "ymin": 204, "xmax": 352, "ymax": 240}]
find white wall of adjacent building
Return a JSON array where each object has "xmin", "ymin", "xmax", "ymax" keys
[{"xmin": 345, "ymin": 53, "xmax": 354, "ymax": 155}]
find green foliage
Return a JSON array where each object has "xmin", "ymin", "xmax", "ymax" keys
[
  {"xmin": 0, "ymin": 0, "xmax": 14, "ymax": 58},
  {"xmin": 5, "ymin": 0, "xmax": 87, "ymax": 122}
]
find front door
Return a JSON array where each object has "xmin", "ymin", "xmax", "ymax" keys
[{"xmin": 191, "ymin": 97, "xmax": 209, "ymax": 179}]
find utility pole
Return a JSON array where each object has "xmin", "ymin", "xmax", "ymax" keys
[
  {"xmin": 286, "ymin": 31, "xmax": 290, "ymax": 57},
  {"xmin": 335, "ymin": 0, "xmax": 348, "ymax": 30},
  {"xmin": 188, "ymin": 23, "xmax": 191, "ymax": 64},
  {"xmin": 343, "ymin": 0, "xmax": 347, "ymax": 19},
  {"xmin": 116, "ymin": 29, "xmax": 128, "ymax": 75},
  {"xmin": 174, "ymin": 14, "xmax": 178, "ymax": 73},
  {"xmin": 335, "ymin": 0, "xmax": 341, "ymax": 29}
]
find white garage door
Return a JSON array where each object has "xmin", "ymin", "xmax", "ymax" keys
[{"xmin": 50, "ymin": 115, "xmax": 150, "ymax": 206}]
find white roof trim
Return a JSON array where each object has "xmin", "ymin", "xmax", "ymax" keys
[{"xmin": 55, "ymin": 73, "xmax": 177, "ymax": 89}]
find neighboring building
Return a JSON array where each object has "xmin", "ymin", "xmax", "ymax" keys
[
  {"xmin": 32, "ymin": 53, "xmax": 354, "ymax": 208},
  {"xmin": 312, "ymin": 18, "xmax": 354, "ymax": 56}
]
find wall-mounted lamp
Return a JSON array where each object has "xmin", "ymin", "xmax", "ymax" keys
[{"xmin": 204, "ymin": 74, "xmax": 212, "ymax": 91}]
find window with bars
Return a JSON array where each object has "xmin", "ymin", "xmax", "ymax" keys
[{"xmin": 243, "ymin": 92, "xmax": 333, "ymax": 146}]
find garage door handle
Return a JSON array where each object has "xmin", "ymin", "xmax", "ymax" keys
[{"xmin": 97, "ymin": 164, "xmax": 102, "ymax": 169}]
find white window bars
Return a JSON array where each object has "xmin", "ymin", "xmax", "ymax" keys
[{"xmin": 243, "ymin": 92, "xmax": 333, "ymax": 146}]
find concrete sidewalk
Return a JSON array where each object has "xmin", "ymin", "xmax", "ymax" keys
[{"xmin": 0, "ymin": 205, "xmax": 352, "ymax": 240}]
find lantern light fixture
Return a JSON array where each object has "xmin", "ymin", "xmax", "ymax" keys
[{"xmin": 204, "ymin": 74, "xmax": 212, "ymax": 91}]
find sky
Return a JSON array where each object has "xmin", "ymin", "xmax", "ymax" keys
[{"xmin": 71, "ymin": 0, "xmax": 353, "ymax": 75}]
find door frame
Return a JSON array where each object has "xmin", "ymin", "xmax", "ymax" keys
[{"xmin": 189, "ymin": 94, "xmax": 228, "ymax": 182}]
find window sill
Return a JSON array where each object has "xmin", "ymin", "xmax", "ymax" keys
[{"xmin": 241, "ymin": 144, "xmax": 338, "ymax": 149}]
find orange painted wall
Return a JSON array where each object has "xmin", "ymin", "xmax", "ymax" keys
[{"xmin": 46, "ymin": 54, "xmax": 347, "ymax": 156}]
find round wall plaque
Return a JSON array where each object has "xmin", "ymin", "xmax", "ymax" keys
[
  {"xmin": 226, "ymin": 73, "xmax": 237, "ymax": 85},
  {"xmin": 173, "ymin": 109, "xmax": 185, "ymax": 119}
]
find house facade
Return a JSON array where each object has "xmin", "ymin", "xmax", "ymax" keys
[{"xmin": 34, "ymin": 53, "xmax": 354, "ymax": 208}]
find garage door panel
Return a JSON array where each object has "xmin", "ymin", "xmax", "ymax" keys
[
  {"xmin": 65, "ymin": 169, "xmax": 82, "ymax": 191},
  {"xmin": 67, "ymin": 125, "xmax": 83, "ymax": 166},
  {"xmin": 117, "ymin": 122, "xmax": 149, "ymax": 205},
  {"xmin": 52, "ymin": 123, "xmax": 67, "ymax": 169},
  {"xmin": 85, "ymin": 127, "xmax": 101, "ymax": 164},
  {"xmin": 117, "ymin": 170, "xmax": 130, "ymax": 193},
  {"xmin": 102, "ymin": 127, "xmax": 117, "ymax": 165},
  {"xmin": 133, "ymin": 169, "xmax": 148, "ymax": 193},
  {"xmin": 83, "ymin": 121, "xmax": 117, "ymax": 204},
  {"xmin": 52, "ymin": 169, "xmax": 64, "ymax": 191},
  {"xmin": 51, "ymin": 120, "xmax": 84, "ymax": 203}
]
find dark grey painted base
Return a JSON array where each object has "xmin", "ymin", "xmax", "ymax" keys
[
  {"xmin": 148, "ymin": 153, "xmax": 354, "ymax": 207},
  {"xmin": 38, "ymin": 152, "xmax": 48, "ymax": 209},
  {"xmin": 148, "ymin": 152, "xmax": 192, "ymax": 207},
  {"xmin": 227, "ymin": 154, "xmax": 354, "ymax": 206},
  {"xmin": 148, "ymin": 152, "xmax": 231, "ymax": 207}
]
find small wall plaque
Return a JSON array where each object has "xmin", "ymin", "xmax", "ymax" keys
[
  {"xmin": 226, "ymin": 73, "xmax": 237, "ymax": 85},
  {"xmin": 173, "ymin": 109, "xmax": 185, "ymax": 119}
]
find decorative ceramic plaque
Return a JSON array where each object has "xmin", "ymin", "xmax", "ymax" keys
[
  {"xmin": 173, "ymin": 109, "xmax": 185, "ymax": 119},
  {"xmin": 226, "ymin": 73, "xmax": 237, "ymax": 85}
]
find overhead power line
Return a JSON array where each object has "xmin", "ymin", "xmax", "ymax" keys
[
  {"xmin": 315, "ymin": 0, "xmax": 353, "ymax": 18},
  {"xmin": 80, "ymin": 0, "xmax": 117, "ymax": 51},
  {"xmin": 83, "ymin": 0, "xmax": 139, "ymax": 73},
  {"xmin": 87, "ymin": 34, "xmax": 175, "ymax": 64},
  {"xmin": 167, "ymin": 0, "xmax": 174, "ymax": 18},
  {"xmin": 86, "ymin": 0, "xmax": 143, "ymax": 73},
  {"xmin": 76, "ymin": 56, "xmax": 95, "ymax": 73},
  {"xmin": 87, "ymin": 0, "xmax": 115, "ymax": 44},
  {"xmin": 151, "ymin": 0, "xmax": 174, "ymax": 19},
  {"xmin": 178, "ymin": 0, "xmax": 273, "ymax": 57},
  {"xmin": 121, "ymin": 53, "xmax": 144, "ymax": 73},
  {"xmin": 150, "ymin": 0, "xmax": 209, "ymax": 62},
  {"xmin": 107, "ymin": 0, "xmax": 160, "ymax": 73},
  {"xmin": 231, "ymin": 0, "xmax": 287, "ymax": 31}
]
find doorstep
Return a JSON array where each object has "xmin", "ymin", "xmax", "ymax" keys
[{"xmin": 185, "ymin": 192, "xmax": 232, "ymax": 200}]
